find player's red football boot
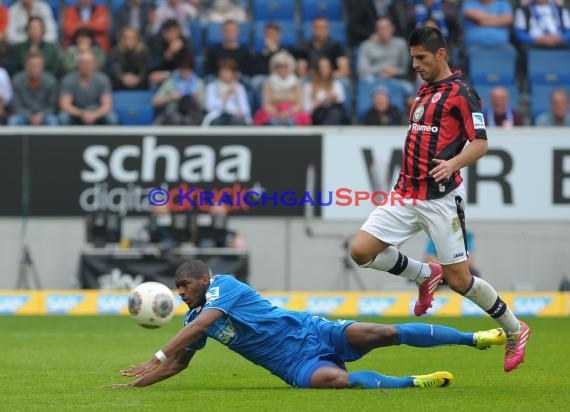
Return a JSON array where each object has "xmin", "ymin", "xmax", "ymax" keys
[
  {"xmin": 504, "ymin": 321, "xmax": 531, "ymax": 372},
  {"xmin": 413, "ymin": 263, "xmax": 444, "ymax": 316}
]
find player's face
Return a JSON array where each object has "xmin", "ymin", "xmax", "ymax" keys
[
  {"xmin": 411, "ymin": 45, "xmax": 445, "ymax": 83},
  {"xmin": 175, "ymin": 275, "xmax": 209, "ymax": 309}
]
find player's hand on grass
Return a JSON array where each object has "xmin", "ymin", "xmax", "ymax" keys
[
  {"xmin": 120, "ymin": 357, "xmax": 160, "ymax": 378},
  {"xmin": 106, "ymin": 382, "xmax": 136, "ymax": 389},
  {"xmin": 430, "ymin": 158, "xmax": 458, "ymax": 182}
]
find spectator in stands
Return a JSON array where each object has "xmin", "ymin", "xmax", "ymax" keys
[
  {"xmin": 59, "ymin": 50, "xmax": 118, "ymax": 125},
  {"xmin": 62, "ymin": 27, "xmax": 106, "ymax": 74},
  {"xmin": 112, "ymin": 0, "xmax": 155, "ymax": 44},
  {"xmin": 111, "ymin": 27, "xmax": 149, "ymax": 90},
  {"xmin": 297, "ymin": 17, "xmax": 351, "ymax": 87},
  {"xmin": 63, "ymin": 0, "xmax": 110, "ymax": 52},
  {"xmin": 8, "ymin": 51, "xmax": 58, "ymax": 126},
  {"xmin": 152, "ymin": 53, "xmax": 205, "ymax": 125},
  {"xmin": 514, "ymin": 0, "xmax": 570, "ymax": 49},
  {"xmin": 0, "ymin": 63, "xmax": 12, "ymax": 123},
  {"xmin": 462, "ymin": 0, "xmax": 514, "ymax": 53},
  {"xmin": 151, "ymin": 0, "xmax": 197, "ymax": 38},
  {"xmin": 6, "ymin": 0, "xmax": 58, "ymax": 45},
  {"xmin": 406, "ymin": 0, "xmax": 460, "ymax": 45},
  {"xmin": 253, "ymin": 51, "xmax": 311, "ymax": 126},
  {"xmin": 361, "ymin": 85, "xmax": 402, "ymax": 125},
  {"xmin": 206, "ymin": 0, "xmax": 247, "ymax": 23},
  {"xmin": 204, "ymin": 19, "xmax": 253, "ymax": 82},
  {"xmin": 203, "ymin": 58, "xmax": 251, "ymax": 126},
  {"xmin": 303, "ymin": 57, "xmax": 346, "ymax": 125},
  {"xmin": 0, "ymin": 2, "xmax": 8, "ymax": 63},
  {"xmin": 536, "ymin": 88, "xmax": 570, "ymax": 126},
  {"xmin": 484, "ymin": 86, "xmax": 525, "ymax": 127},
  {"xmin": 345, "ymin": 0, "xmax": 407, "ymax": 47},
  {"xmin": 357, "ymin": 17, "xmax": 414, "ymax": 96},
  {"xmin": 251, "ymin": 22, "xmax": 299, "ymax": 93},
  {"xmin": 148, "ymin": 19, "xmax": 193, "ymax": 88},
  {"xmin": 10, "ymin": 16, "xmax": 60, "ymax": 77}
]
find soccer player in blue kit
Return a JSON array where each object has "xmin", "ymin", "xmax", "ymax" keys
[{"xmin": 113, "ymin": 259, "xmax": 506, "ymax": 390}]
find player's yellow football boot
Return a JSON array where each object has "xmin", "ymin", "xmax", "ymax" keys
[
  {"xmin": 412, "ymin": 371, "xmax": 453, "ymax": 388},
  {"xmin": 474, "ymin": 328, "xmax": 507, "ymax": 350}
]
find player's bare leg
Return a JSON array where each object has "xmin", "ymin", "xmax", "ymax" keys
[
  {"xmin": 309, "ymin": 365, "xmax": 452, "ymax": 389},
  {"xmin": 442, "ymin": 261, "xmax": 530, "ymax": 372},
  {"xmin": 350, "ymin": 231, "xmax": 442, "ymax": 315}
]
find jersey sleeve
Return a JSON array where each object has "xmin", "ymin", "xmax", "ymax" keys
[
  {"xmin": 202, "ymin": 276, "xmax": 243, "ymax": 314},
  {"xmin": 454, "ymin": 86, "xmax": 488, "ymax": 141},
  {"xmin": 183, "ymin": 309, "xmax": 207, "ymax": 351}
]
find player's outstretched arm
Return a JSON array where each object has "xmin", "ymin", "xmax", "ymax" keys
[
  {"xmin": 108, "ymin": 349, "xmax": 196, "ymax": 388},
  {"xmin": 120, "ymin": 309, "xmax": 224, "ymax": 380},
  {"xmin": 430, "ymin": 138, "xmax": 488, "ymax": 182}
]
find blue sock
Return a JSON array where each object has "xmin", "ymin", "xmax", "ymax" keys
[
  {"xmin": 349, "ymin": 371, "xmax": 414, "ymax": 389},
  {"xmin": 396, "ymin": 323, "xmax": 475, "ymax": 347}
]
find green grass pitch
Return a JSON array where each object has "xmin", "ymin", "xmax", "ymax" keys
[{"xmin": 1, "ymin": 316, "xmax": 568, "ymax": 412}]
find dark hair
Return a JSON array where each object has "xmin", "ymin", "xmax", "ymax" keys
[
  {"xmin": 264, "ymin": 22, "xmax": 280, "ymax": 32},
  {"xmin": 223, "ymin": 19, "xmax": 238, "ymax": 27},
  {"xmin": 175, "ymin": 259, "xmax": 210, "ymax": 280},
  {"xmin": 161, "ymin": 19, "xmax": 180, "ymax": 33},
  {"xmin": 26, "ymin": 16, "xmax": 44, "ymax": 31},
  {"xmin": 177, "ymin": 52, "xmax": 195, "ymax": 70},
  {"xmin": 218, "ymin": 57, "xmax": 238, "ymax": 73},
  {"xmin": 73, "ymin": 27, "xmax": 96, "ymax": 45},
  {"xmin": 409, "ymin": 26, "xmax": 447, "ymax": 53}
]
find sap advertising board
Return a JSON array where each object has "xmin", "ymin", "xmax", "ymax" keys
[{"xmin": 322, "ymin": 128, "xmax": 570, "ymax": 221}]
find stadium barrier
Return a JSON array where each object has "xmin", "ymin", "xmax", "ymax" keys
[{"xmin": 1, "ymin": 290, "xmax": 568, "ymax": 317}]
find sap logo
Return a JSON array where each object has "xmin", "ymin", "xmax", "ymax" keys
[
  {"xmin": 514, "ymin": 297, "xmax": 553, "ymax": 316},
  {"xmin": 0, "ymin": 295, "xmax": 30, "ymax": 314},
  {"xmin": 98, "ymin": 268, "xmax": 144, "ymax": 290},
  {"xmin": 306, "ymin": 297, "xmax": 345, "ymax": 315},
  {"xmin": 46, "ymin": 295, "xmax": 84, "ymax": 314},
  {"xmin": 461, "ymin": 298, "xmax": 486, "ymax": 316},
  {"xmin": 408, "ymin": 297, "xmax": 449, "ymax": 316},
  {"xmin": 265, "ymin": 296, "xmax": 290, "ymax": 308},
  {"xmin": 214, "ymin": 317, "xmax": 237, "ymax": 345},
  {"xmin": 453, "ymin": 252, "xmax": 465, "ymax": 258},
  {"xmin": 97, "ymin": 295, "xmax": 129, "ymax": 314},
  {"xmin": 358, "ymin": 298, "xmax": 396, "ymax": 315}
]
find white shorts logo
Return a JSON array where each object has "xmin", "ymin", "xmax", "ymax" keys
[{"xmin": 472, "ymin": 112, "xmax": 486, "ymax": 130}]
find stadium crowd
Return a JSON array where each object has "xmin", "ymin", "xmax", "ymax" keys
[{"xmin": 0, "ymin": 0, "xmax": 569, "ymax": 126}]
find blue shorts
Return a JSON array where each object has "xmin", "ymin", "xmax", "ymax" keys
[{"xmin": 287, "ymin": 317, "xmax": 368, "ymax": 388}]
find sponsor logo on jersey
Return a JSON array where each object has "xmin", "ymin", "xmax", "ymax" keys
[
  {"xmin": 0, "ymin": 295, "xmax": 31, "ymax": 314},
  {"xmin": 472, "ymin": 112, "xmax": 486, "ymax": 129},
  {"xmin": 214, "ymin": 317, "xmax": 237, "ymax": 345},
  {"xmin": 358, "ymin": 297, "xmax": 397, "ymax": 315},
  {"xmin": 410, "ymin": 123, "xmax": 439, "ymax": 133},
  {"xmin": 412, "ymin": 104, "xmax": 425, "ymax": 122},
  {"xmin": 513, "ymin": 297, "xmax": 553, "ymax": 316},
  {"xmin": 431, "ymin": 92, "xmax": 442, "ymax": 103},
  {"xmin": 453, "ymin": 251, "xmax": 465, "ymax": 258},
  {"xmin": 97, "ymin": 295, "xmax": 129, "ymax": 314},
  {"xmin": 46, "ymin": 295, "xmax": 84, "ymax": 314},
  {"xmin": 205, "ymin": 287, "xmax": 220, "ymax": 303}
]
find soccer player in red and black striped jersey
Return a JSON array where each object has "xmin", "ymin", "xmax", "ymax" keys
[{"xmin": 350, "ymin": 27, "xmax": 530, "ymax": 373}]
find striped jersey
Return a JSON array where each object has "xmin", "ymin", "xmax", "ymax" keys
[{"xmin": 394, "ymin": 72, "xmax": 487, "ymax": 200}]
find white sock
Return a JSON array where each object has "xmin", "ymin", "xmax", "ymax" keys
[
  {"xmin": 464, "ymin": 277, "xmax": 520, "ymax": 333},
  {"xmin": 362, "ymin": 246, "xmax": 431, "ymax": 284}
]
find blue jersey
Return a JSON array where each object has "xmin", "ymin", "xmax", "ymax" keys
[{"xmin": 183, "ymin": 275, "xmax": 363, "ymax": 387}]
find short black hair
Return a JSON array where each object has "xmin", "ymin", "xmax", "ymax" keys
[
  {"xmin": 409, "ymin": 27, "xmax": 447, "ymax": 54},
  {"xmin": 175, "ymin": 259, "xmax": 210, "ymax": 280}
]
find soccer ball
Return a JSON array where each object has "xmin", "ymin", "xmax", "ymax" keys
[{"xmin": 128, "ymin": 282, "xmax": 176, "ymax": 329}]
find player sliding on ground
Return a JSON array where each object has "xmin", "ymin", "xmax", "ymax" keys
[
  {"xmin": 111, "ymin": 259, "xmax": 506, "ymax": 390},
  {"xmin": 349, "ymin": 26, "xmax": 530, "ymax": 373}
]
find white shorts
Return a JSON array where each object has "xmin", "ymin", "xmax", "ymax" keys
[{"xmin": 360, "ymin": 184, "xmax": 468, "ymax": 265}]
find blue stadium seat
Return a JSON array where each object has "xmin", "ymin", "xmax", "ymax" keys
[
  {"xmin": 529, "ymin": 84, "xmax": 565, "ymax": 123},
  {"xmin": 472, "ymin": 83, "xmax": 520, "ymax": 112},
  {"xmin": 253, "ymin": 21, "xmax": 299, "ymax": 53},
  {"xmin": 469, "ymin": 48, "xmax": 517, "ymax": 85},
  {"xmin": 189, "ymin": 20, "xmax": 203, "ymax": 55},
  {"xmin": 356, "ymin": 80, "xmax": 406, "ymax": 121},
  {"xmin": 252, "ymin": 0, "xmax": 295, "ymax": 21},
  {"xmin": 527, "ymin": 49, "xmax": 570, "ymax": 84},
  {"xmin": 113, "ymin": 91, "xmax": 155, "ymax": 125},
  {"xmin": 301, "ymin": 0, "xmax": 343, "ymax": 22},
  {"xmin": 44, "ymin": 0, "xmax": 60, "ymax": 23},
  {"xmin": 64, "ymin": 0, "xmax": 105, "ymax": 6},
  {"xmin": 111, "ymin": 0, "xmax": 126, "ymax": 13},
  {"xmin": 302, "ymin": 21, "xmax": 346, "ymax": 47},
  {"xmin": 205, "ymin": 22, "xmax": 251, "ymax": 48}
]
